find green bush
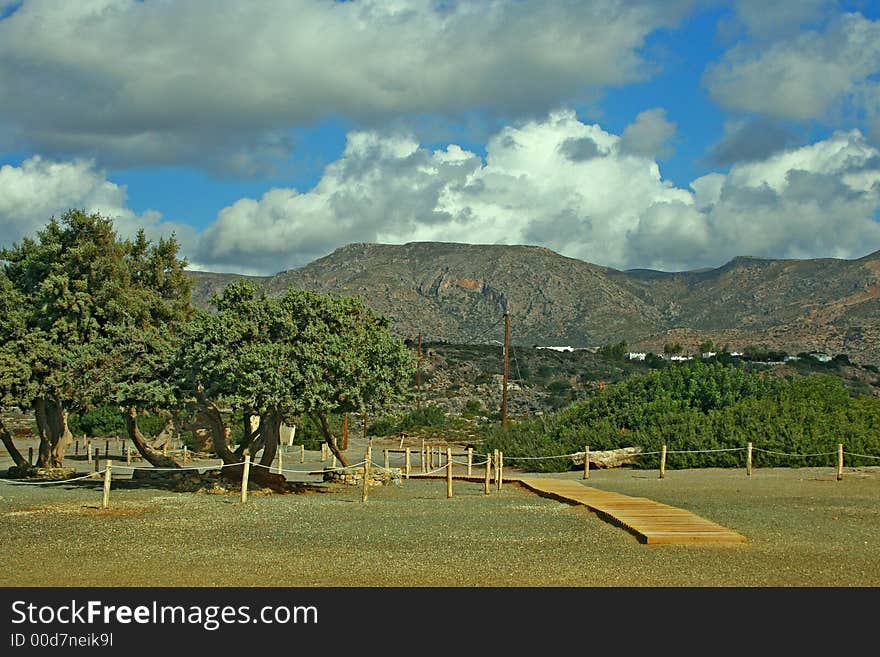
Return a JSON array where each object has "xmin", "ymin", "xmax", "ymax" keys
[
  {"xmin": 68, "ymin": 405, "xmax": 166, "ymax": 438},
  {"xmin": 483, "ymin": 361, "xmax": 880, "ymax": 472}
]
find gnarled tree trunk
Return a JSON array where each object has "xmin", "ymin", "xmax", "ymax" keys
[
  {"xmin": 316, "ymin": 412, "xmax": 349, "ymax": 467},
  {"xmin": 33, "ymin": 398, "xmax": 73, "ymax": 467},
  {"xmin": 199, "ymin": 400, "xmax": 237, "ymax": 464},
  {"xmin": 0, "ymin": 417, "xmax": 28, "ymax": 469},
  {"xmin": 125, "ymin": 407, "xmax": 180, "ymax": 468}
]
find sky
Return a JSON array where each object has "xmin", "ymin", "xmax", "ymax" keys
[{"xmin": 1, "ymin": 0, "xmax": 879, "ymax": 276}]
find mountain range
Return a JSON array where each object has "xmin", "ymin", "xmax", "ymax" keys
[{"xmin": 186, "ymin": 242, "xmax": 880, "ymax": 365}]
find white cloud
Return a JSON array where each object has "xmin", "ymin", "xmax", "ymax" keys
[
  {"xmin": 0, "ymin": 156, "xmax": 196, "ymax": 251},
  {"xmin": 193, "ymin": 111, "xmax": 880, "ymax": 274},
  {"xmin": 6, "ymin": 113, "xmax": 878, "ymax": 276},
  {"xmin": 704, "ymin": 12, "xmax": 880, "ymax": 137},
  {"xmin": 0, "ymin": 0, "xmax": 688, "ymax": 169}
]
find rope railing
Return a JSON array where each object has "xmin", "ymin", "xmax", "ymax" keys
[
  {"xmin": 844, "ymin": 451, "xmax": 880, "ymax": 460},
  {"xmin": 751, "ymin": 448, "xmax": 837, "ymax": 458},
  {"xmin": 2, "ymin": 470, "xmax": 109, "ymax": 485}
]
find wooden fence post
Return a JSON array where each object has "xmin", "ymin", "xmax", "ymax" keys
[
  {"xmin": 484, "ymin": 453, "xmax": 491, "ymax": 495},
  {"xmin": 467, "ymin": 447, "xmax": 473, "ymax": 476},
  {"xmin": 447, "ymin": 447, "xmax": 453, "ymax": 499},
  {"xmin": 241, "ymin": 453, "xmax": 251, "ymax": 504},
  {"xmin": 405, "ymin": 448, "xmax": 411, "ymax": 479},
  {"xmin": 87, "ymin": 441, "xmax": 93, "ymax": 464},
  {"xmin": 384, "ymin": 449, "xmax": 389, "ymax": 470},
  {"xmin": 660, "ymin": 444, "xmax": 667, "ymax": 479},
  {"xmin": 746, "ymin": 442, "xmax": 753, "ymax": 477},
  {"xmin": 126, "ymin": 444, "xmax": 132, "ymax": 465},
  {"xmin": 28, "ymin": 447, "xmax": 33, "ymax": 467},
  {"xmin": 497, "ymin": 451, "xmax": 503, "ymax": 491},
  {"xmin": 362, "ymin": 448, "xmax": 371, "ymax": 503},
  {"xmin": 75, "ymin": 440, "xmax": 79, "ymax": 456},
  {"xmin": 420, "ymin": 439, "xmax": 426, "ymax": 473},
  {"xmin": 300, "ymin": 444, "xmax": 305, "ymax": 464},
  {"xmin": 837, "ymin": 443, "xmax": 844, "ymax": 481},
  {"xmin": 331, "ymin": 454, "xmax": 337, "ymax": 469},
  {"xmin": 182, "ymin": 445, "xmax": 188, "ymax": 464},
  {"xmin": 94, "ymin": 449, "xmax": 100, "ymax": 473},
  {"xmin": 321, "ymin": 443, "xmax": 327, "ymax": 462},
  {"xmin": 583, "ymin": 445, "xmax": 590, "ymax": 480},
  {"xmin": 277, "ymin": 445, "xmax": 283, "ymax": 475},
  {"xmin": 105, "ymin": 440, "xmax": 109, "ymax": 458},
  {"xmin": 102, "ymin": 460, "xmax": 112, "ymax": 509}
]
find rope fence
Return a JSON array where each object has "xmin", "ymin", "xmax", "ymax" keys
[{"xmin": 3, "ymin": 437, "xmax": 877, "ymax": 508}]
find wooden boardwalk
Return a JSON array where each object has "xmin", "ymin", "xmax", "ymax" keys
[
  {"xmin": 513, "ymin": 477, "xmax": 747, "ymax": 545},
  {"xmin": 412, "ymin": 472, "xmax": 746, "ymax": 545}
]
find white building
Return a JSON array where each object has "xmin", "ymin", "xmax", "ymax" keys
[{"xmin": 626, "ymin": 352, "xmax": 647, "ymax": 360}]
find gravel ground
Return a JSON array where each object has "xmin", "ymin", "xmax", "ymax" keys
[{"xmin": 2, "ymin": 439, "xmax": 879, "ymax": 587}]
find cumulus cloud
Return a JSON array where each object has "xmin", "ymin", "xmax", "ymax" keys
[
  {"xmin": 0, "ymin": 0, "xmax": 689, "ymax": 170},
  {"xmin": 6, "ymin": 112, "xmax": 878, "ymax": 276},
  {"xmin": 704, "ymin": 12, "xmax": 880, "ymax": 138},
  {"xmin": 619, "ymin": 108, "xmax": 677, "ymax": 160},
  {"xmin": 718, "ymin": 0, "xmax": 833, "ymax": 42},
  {"xmin": 704, "ymin": 117, "xmax": 802, "ymax": 165},
  {"xmin": 0, "ymin": 156, "xmax": 196, "ymax": 252},
  {"xmin": 191, "ymin": 110, "xmax": 880, "ymax": 274}
]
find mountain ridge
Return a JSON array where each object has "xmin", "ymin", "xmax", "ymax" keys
[{"xmin": 185, "ymin": 242, "xmax": 880, "ymax": 364}]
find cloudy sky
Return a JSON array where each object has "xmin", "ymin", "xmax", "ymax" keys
[{"xmin": 1, "ymin": 0, "xmax": 879, "ymax": 275}]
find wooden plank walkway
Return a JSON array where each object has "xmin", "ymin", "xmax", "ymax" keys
[
  {"xmin": 412, "ymin": 472, "xmax": 746, "ymax": 545},
  {"xmin": 513, "ymin": 477, "xmax": 747, "ymax": 545}
]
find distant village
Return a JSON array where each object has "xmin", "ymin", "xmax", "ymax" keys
[{"xmin": 535, "ymin": 344, "xmax": 837, "ymax": 366}]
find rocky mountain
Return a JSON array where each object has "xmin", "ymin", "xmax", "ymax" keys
[{"xmin": 186, "ymin": 242, "xmax": 880, "ymax": 365}]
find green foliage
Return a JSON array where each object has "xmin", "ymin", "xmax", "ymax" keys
[
  {"xmin": 462, "ymin": 399, "xmax": 483, "ymax": 417},
  {"xmin": 68, "ymin": 405, "xmax": 166, "ymax": 438},
  {"xmin": 370, "ymin": 405, "xmax": 448, "ymax": 435},
  {"xmin": 483, "ymin": 361, "xmax": 880, "ymax": 472},
  {"xmin": 0, "ymin": 210, "xmax": 192, "ymax": 413},
  {"xmin": 598, "ymin": 341, "xmax": 628, "ymax": 361},
  {"xmin": 176, "ymin": 280, "xmax": 415, "ymax": 451}
]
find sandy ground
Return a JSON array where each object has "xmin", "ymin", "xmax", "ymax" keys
[{"xmin": 2, "ymin": 435, "xmax": 879, "ymax": 587}]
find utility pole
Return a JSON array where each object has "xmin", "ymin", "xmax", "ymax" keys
[
  {"xmin": 502, "ymin": 311, "xmax": 509, "ymax": 431},
  {"xmin": 416, "ymin": 332, "xmax": 422, "ymax": 411}
]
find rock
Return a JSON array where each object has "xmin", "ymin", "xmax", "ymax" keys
[
  {"xmin": 6, "ymin": 466, "xmax": 79, "ymax": 480},
  {"xmin": 570, "ymin": 447, "xmax": 642, "ymax": 469}
]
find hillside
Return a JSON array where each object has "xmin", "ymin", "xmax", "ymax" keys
[{"xmin": 186, "ymin": 242, "xmax": 880, "ymax": 365}]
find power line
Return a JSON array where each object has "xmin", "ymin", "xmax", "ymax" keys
[{"xmin": 457, "ymin": 314, "xmax": 505, "ymax": 345}]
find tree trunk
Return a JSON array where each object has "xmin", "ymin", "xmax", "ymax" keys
[
  {"xmin": 316, "ymin": 412, "xmax": 349, "ymax": 467},
  {"xmin": 33, "ymin": 398, "xmax": 72, "ymax": 467},
  {"xmin": 151, "ymin": 416, "xmax": 175, "ymax": 449},
  {"xmin": 51, "ymin": 406, "xmax": 72, "ymax": 467},
  {"xmin": 247, "ymin": 411, "xmax": 286, "ymax": 490},
  {"xmin": 33, "ymin": 398, "xmax": 52, "ymax": 467},
  {"xmin": 233, "ymin": 412, "xmax": 261, "ymax": 460},
  {"xmin": 0, "ymin": 417, "xmax": 29, "ymax": 469},
  {"xmin": 258, "ymin": 412, "xmax": 279, "ymax": 469},
  {"xmin": 173, "ymin": 410, "xmax": 212, "ymax": 453},
  {"xmin": 125, "ymin": 407, "xmax": 180, "ymax": 468},
  {"xmin": 199, "ymin": 400, "xmax": 238, "ymax": 465}
]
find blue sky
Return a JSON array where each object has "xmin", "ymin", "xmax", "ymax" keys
[{"xmin": 1, "ymin": 0, "xmax": 879, "ymax": 275}]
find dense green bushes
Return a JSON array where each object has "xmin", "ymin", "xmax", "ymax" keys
[
  {"xmin": 68, "ymin": 405, "xmax": 167, "ymax": 438},
  {"xmin": 483, "ymin": 362, "xmax": 880, "ymax": 472},
  {"xmin": 369, "ymin": 405, "xmax": 448, "ymax": 435}
]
